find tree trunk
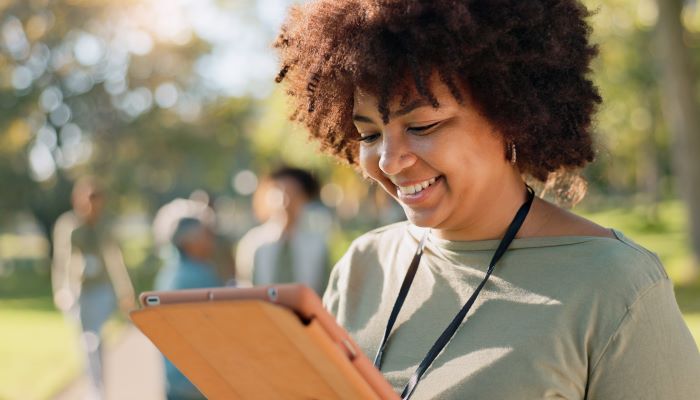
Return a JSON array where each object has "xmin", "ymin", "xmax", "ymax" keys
[
  {"xmin": 636, "ymin": 92, "xmax": 660, "ymax": 223},
  {"xmin": 655, "ymin": 0, "xmax": 700, "ymax": 279}
]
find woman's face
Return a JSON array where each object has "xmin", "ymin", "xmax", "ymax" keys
[
  {"xmin": 353, "ymin": 77, "xmax": 520, "ymax": 239},
  {"xmin": 72, "ymin": 186, "xmax": 105, "ymax": 223}
]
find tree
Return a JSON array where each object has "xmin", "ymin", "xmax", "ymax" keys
[
  {"xmin": 655, "ymin": 0, "xmax": 700, "ymax": 276},
  {"xmin": 0, "ymin": 0, "xmax": 257, "ymax": 235}
]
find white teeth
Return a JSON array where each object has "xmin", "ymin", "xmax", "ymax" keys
[{"xmin": 397, "ymin": 177, "xmax": 439, "ymax": 196}]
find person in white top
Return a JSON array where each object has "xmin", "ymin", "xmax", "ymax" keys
[{"xmin": 236, "ymin": 167, "xmax": 332, "ymax": 295}]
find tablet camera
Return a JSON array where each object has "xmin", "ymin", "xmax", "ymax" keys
[
  {"xmin": 267, "ymin": 287, "xmax": 278, "ymax": 302},
  {"xmin": 146, "ymin": 296, "xmax": 160, "ymax": 306}
]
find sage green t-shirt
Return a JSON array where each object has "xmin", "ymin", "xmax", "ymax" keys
[{"xmin": 323, "ymin": 222, "xmax": 700, "ymax": 399}]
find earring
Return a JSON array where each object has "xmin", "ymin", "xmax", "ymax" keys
[{"xmin": 510, "ymin": 142, "xmax": 517, "ymax": 166}]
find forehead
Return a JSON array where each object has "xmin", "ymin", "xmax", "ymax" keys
[
  {"xmin": 353, "ymin": 77, "xmax": 461, "ymax": 118},
  {"xmin": 272, "ymin": 176, "xmax": 303, "ymax": 192},
  {"xmin": 74, "ymin": 186, "xmax": 103, "ymax": 200}
]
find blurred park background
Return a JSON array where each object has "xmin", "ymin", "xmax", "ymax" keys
[{"xmin": 1, "ymin": 0, "xmax": 699, "ymax": 399}]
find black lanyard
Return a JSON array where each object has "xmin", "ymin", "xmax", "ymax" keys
[{"xmin": 374, "ymin": 186, "xmax": 535, "ymax": 399}]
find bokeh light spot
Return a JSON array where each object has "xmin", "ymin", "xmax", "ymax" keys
[{"xmin": 232, "ymin": 170, "xmax": 258, "ymax": 196}]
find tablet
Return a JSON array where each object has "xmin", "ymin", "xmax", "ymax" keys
[{"xmin": 130, "ymin": 284, "xmax": 398, "ymax": 399}]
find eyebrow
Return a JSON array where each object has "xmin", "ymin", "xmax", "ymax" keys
[{"xmin": 352, "ymin": 99, "xmax": 431, "ymax": 124}]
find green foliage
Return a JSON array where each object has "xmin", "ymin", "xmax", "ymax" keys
[
  {"xmin": 0, "ymin": 0, "xmax": 695, "ymax": 236},
  {"xmin": 0, "ymin": 260, "xmax": 51, "ymax": 299},
  {"xmin": 0, "ymin": 0, "xmax": 262, "ymax": 233},
  {"xmin": 583, "ymin": 0, "xmax": 666, "ymax": 195}
]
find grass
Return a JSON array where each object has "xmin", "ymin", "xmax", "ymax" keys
[
  {"xmin": 0, "ymin": 297, "xmax": 130, "ymax": 400},
  {"xmin": 0, "ymin": 262, "xmax": 154, "ymax": 400},
  {"xmin": 683, "ymin": 313, "xmax": 700, "ymax": 347},
  {"xmin": 0, "ymin": 298, "xmax": 81, "ymax": 400}
]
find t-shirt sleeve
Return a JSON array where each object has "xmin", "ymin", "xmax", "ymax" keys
[{"xmin": 587, "ymin": 278, "xmax": 700, "ymax": 399}]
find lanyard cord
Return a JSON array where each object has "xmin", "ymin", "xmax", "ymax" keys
[{"xmin": 373, "ymin": 186, "xmax": 535, "ymax": 400}]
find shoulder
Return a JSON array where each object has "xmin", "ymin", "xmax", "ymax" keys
[
  {"xmin": 329, "ymin": 221, "xmax": 413, "ymax": 288},
  {"xmin": 586, "ymin": 269, "xmax": 699, "ymax": 397},
  {"xmin": 542, "ymin": 230, "xmax": 671, "ymax": 334},
  {"xmin": 324, "ymin": 221, "xmax": 413, "ymax": 316},
  {"xmin": 592, "ymin": 230, "xmax": 668, "ymax": 291},
  {"xmin": 526, "ymin": 197, "xmax": 615, "ymax": 239},
  {"xmin": 514, "ymin": 230, "xmax": 669, "ymax": 321},
  {"xmin": 54, "ymin": 211, "xmax": 80, "ymax": 233},
  {"xmin": 528, "ymin": 198, "xmax": 666, "ymax": 289},
  {"xmin": 239, "ymin": 223, "xmax": 280, "ymax": 249},
  {"xmin": 345, "ymin": 220, "xmax": 412, "ymax": 254},
  {"xmin": 535, "ymin": 228, "xmax": 668, "ymax": 291}
]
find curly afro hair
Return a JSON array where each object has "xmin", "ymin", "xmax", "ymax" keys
[{"xmin": 274, "ymin": 0, "xmax": 601, "ymax": 181}]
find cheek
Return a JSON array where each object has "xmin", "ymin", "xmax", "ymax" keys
[
  {"xmin": 476, "ymin": 135, "xmax": 507, "ymax": 170},
  {"xmin": 453, "ymin": 128, "xmax": 505, "ymax": 170},
  {"xmin": 358, "ymin": 147, "xmax": 379, "ymax": 180}
]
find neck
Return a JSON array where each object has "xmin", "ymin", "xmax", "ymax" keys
[
  {"xmin": 433, "ymin": 177, "xmax": 529, "ymax": 242},
  {"xmin": 283, "ymin": 214, "xmax": 297, "ymax": 235},
  {"xmin": 81, "ymin": 214, "xmax": 100, "ymax": 226}
]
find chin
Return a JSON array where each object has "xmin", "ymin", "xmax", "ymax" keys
[{"xmin": 403, "ymin": 209, "xmax": 441, "ymax": 229}]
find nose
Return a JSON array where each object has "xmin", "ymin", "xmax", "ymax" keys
[{"xmin": 378, "ymin": 134, "xmax": 416, "ymax": 176}]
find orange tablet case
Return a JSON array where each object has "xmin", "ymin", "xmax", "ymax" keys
[{"xmin": 130, "ymin": 284, "xmax": 399, "ymax": 399}]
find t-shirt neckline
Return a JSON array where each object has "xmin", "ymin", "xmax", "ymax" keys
[{"xmin": 406, "ymin": 223, "xmax": 623, "ymax": 252}]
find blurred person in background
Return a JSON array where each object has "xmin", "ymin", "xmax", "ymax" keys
[
  {"xmin": 51, "ymin": 176, "xmax": 135, "ymax": 399},
  {"xmin": 153, "ymin": 200, "xmax": 224, "ymax": 400},
  {"xmin": 236, "ymin": 166, "xmax": 332, "ymax": 295},
  {"xmin": 188, "ymin": 189, "xmax": 237, "ymax": 285}
]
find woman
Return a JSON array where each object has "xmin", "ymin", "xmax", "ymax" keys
[{"xmin": 274, "ymin": 1, "xmax": 700, "ymax": 398}]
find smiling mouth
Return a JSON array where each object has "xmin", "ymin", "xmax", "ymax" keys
[{"xmin": 396, "ymin": 176, "xmax": 441, "ymax": 196}]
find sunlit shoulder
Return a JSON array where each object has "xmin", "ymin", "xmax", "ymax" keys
[{"xmin": 520, "ymin": 197, "xmax": 616, "ymax": 240}]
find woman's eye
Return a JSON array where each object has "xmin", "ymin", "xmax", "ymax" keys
[
  {"xmin": 357, "ymin": 133, "xmax": 380, "ymax": 143},
  {"xmin": 407, "ymin": 121, "xmax": 441, "ymax": 134}
]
